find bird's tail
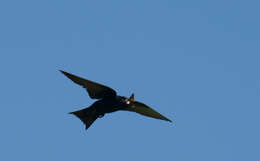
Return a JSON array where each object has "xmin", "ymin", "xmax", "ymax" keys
[{"xmin": 69, "ymin": 107, "xmax": 98, "ymax": 130}]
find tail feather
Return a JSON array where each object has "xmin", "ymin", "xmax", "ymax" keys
[{"xmin": 69, "ymin": 107, "xmax": 98, "ymax": 130}]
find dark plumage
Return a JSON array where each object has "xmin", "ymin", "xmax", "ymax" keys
[{"xmin": 60, "ymin": 70, "xmax": 172, "ymax": 131}]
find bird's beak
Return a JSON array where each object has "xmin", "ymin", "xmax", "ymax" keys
[{"xmin": 130, "ymin": 93, "xmax": 134, "ymax": 102}]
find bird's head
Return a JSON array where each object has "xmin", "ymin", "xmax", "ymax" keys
[{"xmin": 124, "ymin": 93, "xmax": 135, "ymax": 106}]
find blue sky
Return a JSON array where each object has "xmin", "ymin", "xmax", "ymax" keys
[{"xmin": 0, "ymin": 0, "xmax": 259, "ymax": 160}]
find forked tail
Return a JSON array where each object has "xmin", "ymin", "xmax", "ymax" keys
[{"xmin": 69, "ymin": 107, "xmax": 98, "ymax": 130}]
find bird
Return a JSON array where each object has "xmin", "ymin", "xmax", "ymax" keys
[{"xmin": 60, "ymin": 70, "xmax": 172, "ymax": 131}]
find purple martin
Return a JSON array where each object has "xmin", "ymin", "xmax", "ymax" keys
[{"xmin": 60, "ymin": 70, "xmax": 172, "ymax": 131}]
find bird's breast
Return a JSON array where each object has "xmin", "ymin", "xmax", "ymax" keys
[{"xmin": 93, "ymin": 99, "xmax": 123, "ymax": 114}]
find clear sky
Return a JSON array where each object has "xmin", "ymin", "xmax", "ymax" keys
[{"xmin": 0, "ymin": 0, "xmax": 259, "ymax": 160}]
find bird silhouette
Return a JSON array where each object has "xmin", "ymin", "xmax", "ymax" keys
[{"xmin": 60, "ymin": 70, "xmax": 172, "ymax": 131}]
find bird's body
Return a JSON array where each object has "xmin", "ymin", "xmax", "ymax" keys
[
  {"xmin": 60, "ymin": 70, "xmax": 172, "ymax": 131},
  {"xmin": 90, "ymin": 96, "xmax": 126, "ymax": 115}
]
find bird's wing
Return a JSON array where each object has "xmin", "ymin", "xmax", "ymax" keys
[
  {"xmin": 124, "ymin": 101, "xmax": 172, "ymax": 122},
  {"xmin": 60, "ymin": 70, "xmax": 117, "ymax": 99}
]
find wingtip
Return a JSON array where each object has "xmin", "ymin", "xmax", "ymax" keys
[
  {"xmin": 168, "ymin": 119, "xmax": 173, "ymax": 123},
  {"xmin": 163, "ymin": 117, "xmax": 172, "ymax": 123},
  {"xmin": 59, "ymin": 70, "xmax": 71, "ymax": 77},
  {"xmin": 59, "ymin": 70, "xmax": 65, "ymax": 74}
]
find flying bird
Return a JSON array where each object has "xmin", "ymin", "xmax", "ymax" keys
[{"xmin": 60, "ymin": 70, "xmax": 172, "ymax": 131}]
